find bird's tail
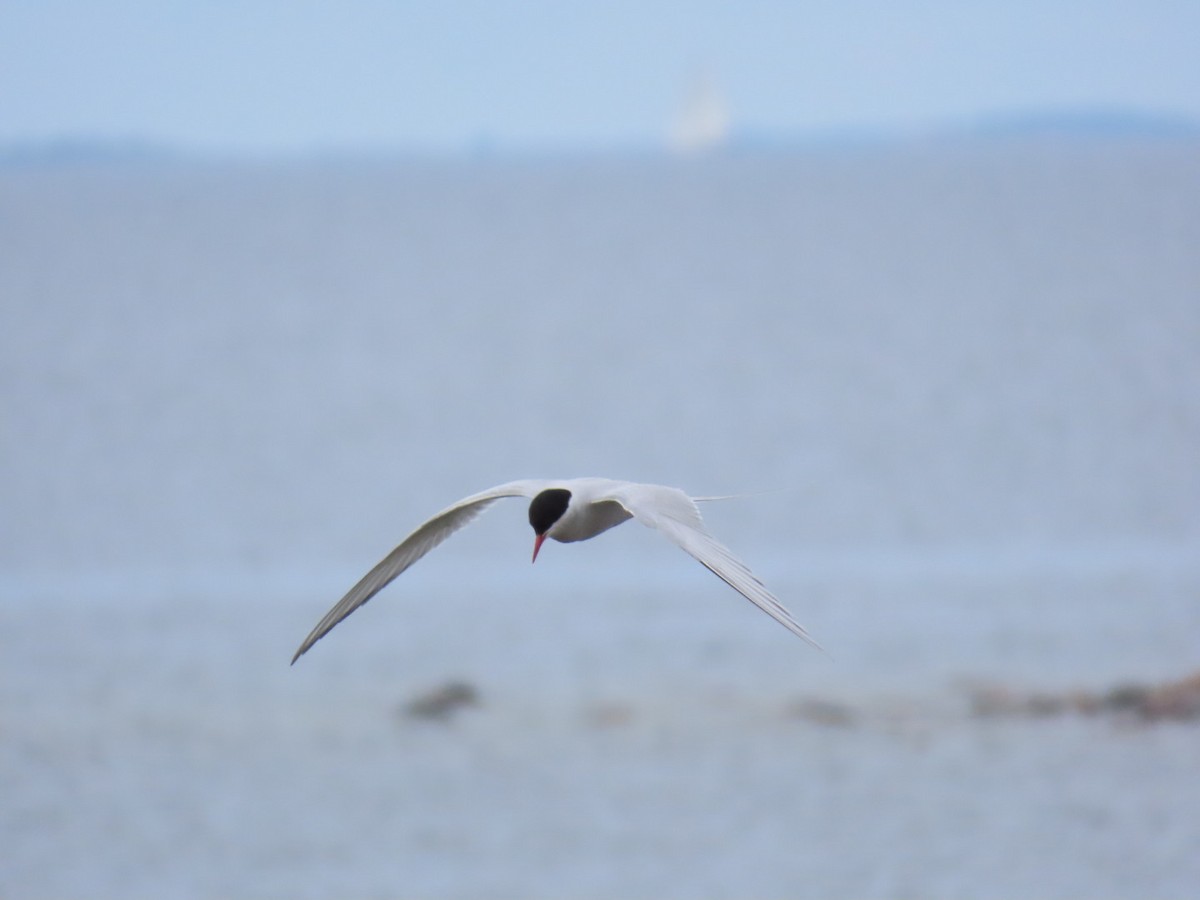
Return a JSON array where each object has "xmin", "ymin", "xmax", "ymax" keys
[{"xmin": 692, "ymin": 489, "xmax": 778, "ymax": 502}]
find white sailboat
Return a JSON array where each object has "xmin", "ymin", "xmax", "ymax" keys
[{"xmin": 668, "ymin": 72, "xmax": 730, "ymax": 154}]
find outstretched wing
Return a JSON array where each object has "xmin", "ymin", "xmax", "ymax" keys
[
  {"xmin": 292, "ymin": 480, "xmax": 545, "ymax": 663},
  {"xmin": 603, "ymin": 483, "xmax": 822, "ymax": 650}
]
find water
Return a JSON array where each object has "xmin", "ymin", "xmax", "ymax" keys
[{"xmin": 2, "ymin": 139, "xmax": 1199, "ymax": 898}]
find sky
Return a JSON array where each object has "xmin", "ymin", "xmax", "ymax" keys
[{"xmin": 2, "ymin": 1, "xmax": 1199, "ymax": 155}]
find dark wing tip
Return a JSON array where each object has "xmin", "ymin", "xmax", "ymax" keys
[
  {"xmin": 290, "ymin": 639, "xmax": 312, "ymax": 665},
  {"xmin": 290, "ymin": 622, "xmax": 332, "ymax": 665}
]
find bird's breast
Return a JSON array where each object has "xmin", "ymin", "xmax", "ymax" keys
[{"xmin": 549, "ymin": 500, "xmax": 633, "ymax": 543}]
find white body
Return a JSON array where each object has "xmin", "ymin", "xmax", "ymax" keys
[
  {"xmin": 291, "ymin": 477, "xmax": 819, "ymax": 662},
  {"xmin": 542, "ymin": 478, "xmax": 634, "ymax": 542}
]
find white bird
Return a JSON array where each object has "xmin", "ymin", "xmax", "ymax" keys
[{"xmin": 291, "ymin": 477, "xmax": 819, "ymax": 663}]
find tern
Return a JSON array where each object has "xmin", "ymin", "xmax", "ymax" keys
[{"xmin": 291, "ymin": 477, "xmax": 819, "ymax": 663}]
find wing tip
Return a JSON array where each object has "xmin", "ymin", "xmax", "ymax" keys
[
  {"xmin": 290, "ymin": 629, "xmax": 325, "ymax": 665},
  {"xmin": 797, "ymin": 628, "xmax": 828, "ymax": 655},
  {"xmin": 774, "ymin": 611, "xmax": 826, "ymax": 653},
  {"xmin": 290, "ymin": 640, "xmax": 311, "ymax": 665}
]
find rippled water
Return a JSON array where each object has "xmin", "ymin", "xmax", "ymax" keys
[{"xmin": 3, "ymin": 139, "xmax": 1199, "ymax": 898}]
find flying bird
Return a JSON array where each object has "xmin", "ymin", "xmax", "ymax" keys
[{"xmin": 291, "ymin": 477, "xmax": 819, "ymax": 663}]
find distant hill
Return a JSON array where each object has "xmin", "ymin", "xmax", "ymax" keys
[
  {"xmin": 953, "ymin": 108, "xmax": 1200, "ymax": 140},
  {"xmin": 4, "ymin": 109, "xmax": 1197, "ymax": 165},
  {"xmin": 730, "ymin": 108, "xmax": 1200, "ymax": 153},
  {"xmin": 0, "ymin": 138, "xmax": 179, "ymax": 167}
]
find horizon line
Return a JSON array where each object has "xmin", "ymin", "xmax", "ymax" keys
[{"xmin": 3, "ymin": 105, "xmax": 1198, "ymax": 166}]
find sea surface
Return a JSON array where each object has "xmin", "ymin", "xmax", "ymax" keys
[{"xmin": 2, "ymin": 137, "xmax": 1199, "ymax": 898}]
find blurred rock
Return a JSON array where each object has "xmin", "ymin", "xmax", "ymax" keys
[
  {"xmin": 401, "ymin": 680, "xmax": 481, "ymax": 721},
  {"xmin": 967, "ymin": 684, "xmax": 1023, "ymax": 717},
  {"xmin": 583, "ymin": 701, "xmax": 636, "ymax": 729},
  {"xmin": 1130, "ymin": 672, "xmax": 1200, "ymax": 721},
  {"xmin": 1025, "ymin": 693, "xmax": 1067, "ymax": 717},
  {"xmin": 785, "ymin": 697, "xmax": 857, "ymax": 728},
  {"xmin": 1103, "ymin": 683, "xmax": 1150, "ymax": 713},
  {"xmin": 966, "ymin": 671, "xmax": 1200, "ymax": 723}
]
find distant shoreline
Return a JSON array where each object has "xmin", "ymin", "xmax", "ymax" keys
[{"xmin": 4, "ymin": 107, "xmax": 1198, "ymax": 169}]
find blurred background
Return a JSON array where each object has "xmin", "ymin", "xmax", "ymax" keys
[{"xmin": 2, "ymin": 2, "xmax": 1199, "ymax": 898}]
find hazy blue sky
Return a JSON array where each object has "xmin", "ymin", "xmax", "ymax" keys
[{"xmin": 3, "ymin": 1, "xmax": 1199, "ymax": 154}]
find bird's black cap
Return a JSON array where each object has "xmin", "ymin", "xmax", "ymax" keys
[{"xmin": 528, "ymin": 488, "xmax": 571, "ymax": 535}]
